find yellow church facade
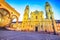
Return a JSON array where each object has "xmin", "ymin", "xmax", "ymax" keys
[{"xmin": 10, "ymin": 2, "xmax": 57, "ymax": 33}]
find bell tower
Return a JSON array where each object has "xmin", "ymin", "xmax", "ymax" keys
[
  {"xmin": 22, "ymin": 5, "xmax": 29, "ymax": 31},
  {"xmin": 45, "ymin": 2, "xmax": 57, "ymax": 34},
  {"xmin": 23, "ymin": 5, "xmax": 29, "ymax": 21},
  {"xmin": 45, "ymin": 2, "xmax": 53, "ymax": 19}
]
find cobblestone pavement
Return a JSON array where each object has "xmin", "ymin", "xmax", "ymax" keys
[{"xmin": 0, "ymin": 29, "xmax": 60, "ymax": 40}]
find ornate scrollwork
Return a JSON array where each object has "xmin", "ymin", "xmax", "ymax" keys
[
  {"xmin": 0, "ymin": 8, "xmax": 10, "ymax": 17},
  {"xmin": 0, "ymin": 8, "xmax": 11, "ymax": 27},
  {"xmin": 0, "ymin": 8, "xmax": 18, "ymax": 27}
]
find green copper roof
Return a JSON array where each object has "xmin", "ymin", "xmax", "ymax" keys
[{"xmin": 34, "ymin": 10, "xmax": 39, "ymax": 14}]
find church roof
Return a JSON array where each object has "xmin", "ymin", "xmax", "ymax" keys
[{"xmin": 34, "ymin": 10, "xmax": 39, "ymax": 14}]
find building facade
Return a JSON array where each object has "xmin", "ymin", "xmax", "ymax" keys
[{"xmin": 10, "ymin": 2, "xmax": 57, "ymax": 33}]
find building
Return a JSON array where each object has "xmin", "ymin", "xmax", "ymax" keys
[
  {"xmin": 9, "ymin": 2, "xmax": 58, "ymax": 33},
  {"xmin": 0, "ymin": 0, "xmax": 20, "ymax": 27}
]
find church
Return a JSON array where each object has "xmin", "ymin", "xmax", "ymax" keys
[{"xmin": 10, "ymin": 2, "xmax": 57, "ymax": 33}]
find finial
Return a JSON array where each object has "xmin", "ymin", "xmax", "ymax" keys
[
  {"xmin": 45, "ymin": 2, "xmax": 50, "ymax": 6},
  {"xmin": 26, "ymin": 5, "xmax": 29, "ymax": 9}
]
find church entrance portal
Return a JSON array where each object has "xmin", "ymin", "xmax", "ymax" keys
[{"xmin": 35, "ymin": 26, "xmax": 38, "ymax": 32}]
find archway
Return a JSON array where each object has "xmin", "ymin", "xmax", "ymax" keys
[
  {"xmin": 35, "ymin": 26, "xmax": 38, "ymax": 32},
  {"xmin": 0, "ymin": 8, "xmax": 10, "ymax": 17}
]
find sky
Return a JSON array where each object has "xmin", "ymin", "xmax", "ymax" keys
[{"xmin": 6, "ymin": 0, "xmax": 60, "ymax": 21}]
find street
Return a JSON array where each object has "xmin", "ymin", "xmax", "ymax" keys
[{"xmin": 0, "ymin": 29, "xmax": 60, "ymax": 40}]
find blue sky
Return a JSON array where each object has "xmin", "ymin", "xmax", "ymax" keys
[{"xmin": 6, "ymin": 0, "xmax": 60, "ymax": 21}]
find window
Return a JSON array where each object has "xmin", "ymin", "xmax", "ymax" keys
[
  {"xmin": 31, "ymin": 25, "xmax": 32, "ymax": 27},
  {"xmin": 23, "ymin": 26, "xmax": 24, "ymax": 27},
  {"xmin": 41, "ymin": 25, "xmax": 43, "ymax": 29},
  {"xmin": 0, "ymin": 4, "xmax": 1, "ymax": 6},
  {"xmin": 49, "ymin": 9, "xmax": 50, "ymax": 12},
  {"xmin": 50, "ymin": 17, "xmax": 52, "ymax": 19},
  {"xmin": 0, "ymin": 13, "xmax": 2, "ymax": 17},
  {"xmin": 36, "ymin": 16, "xmax": 38, "ymax": 19}
]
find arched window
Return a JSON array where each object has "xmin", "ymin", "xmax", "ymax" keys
[
  {"xmin": 0, "ymin": 13, "xmax": 2, "ymax": 17},
  {"xmin": 0, "ymin": 4, "xmax": 1, "ymax": 6},
  {"xmin": 36, "ymin": 16, "xmax": 38, "ymax": 19}
]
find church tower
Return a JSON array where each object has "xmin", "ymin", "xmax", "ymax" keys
[
  {"xmin": 45, "ymin": 2, "xmax": 57, "ymax": 34},
  {"xmin": 45, "ymin": 2, "xmax": 54, "ymax": 19},
  {"xmin": 23, "ymin": 5, "xmax": 29, "ymax": 21},
  {"xmin": 22, "ymin": 5, "xmax": 29, "ymax": 31}
]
